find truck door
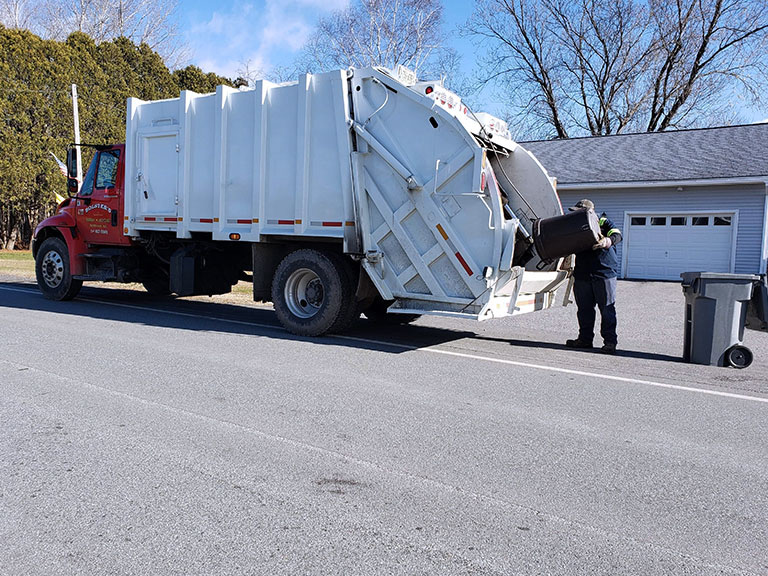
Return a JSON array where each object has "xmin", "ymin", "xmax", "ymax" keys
[
  {"xmin": 137, "ymin": 132, "xmax": 179, "ymax": 218},
  {"xmin": 75, "ymin": 147, "xmax": 128, "ymax": 245}
]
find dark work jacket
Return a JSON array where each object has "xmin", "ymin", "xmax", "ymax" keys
[{"xmin": 573, "ymin": 214, "xmax": 623, "ymax": 279}]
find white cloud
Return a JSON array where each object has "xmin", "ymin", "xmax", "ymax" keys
[{"xmin": 186, "ymin": 0, "xmax": 349, "ymax": 78}]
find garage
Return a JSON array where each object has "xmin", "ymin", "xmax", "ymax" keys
[
  {"xmin": 624, "ymin": 213, "xmax": 736, "ymax": 280},
  {"xmin": 522, "ymin": 123, "xmax": 768, "ymax": 280}
]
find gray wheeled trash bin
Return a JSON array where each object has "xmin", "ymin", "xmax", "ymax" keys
[{"xmin": 681, "ymin": 272, "xmax": 760, "ymax": 368}]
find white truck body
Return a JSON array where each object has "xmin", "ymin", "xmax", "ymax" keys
[{"xmin": 124, "ymin": 67, "xmax": 570, "ymax": 319}]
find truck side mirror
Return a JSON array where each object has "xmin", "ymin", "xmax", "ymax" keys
[
  {"xmin": 66, "ymin": 148, "xmax": 78, "ymax": 179},
  {"xmin": 67, "ymin": 177, "xmax": 79, "ymax": 195}
]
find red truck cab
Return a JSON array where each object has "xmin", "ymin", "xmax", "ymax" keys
[
  {"xmin": 33, "ymin": 144, "xmax": 132, "ymax": 299},
  {"xmin": 70, "ymin": 144, "xmax": 129, "ymax": 247}
]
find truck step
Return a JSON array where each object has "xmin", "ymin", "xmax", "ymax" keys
[
  {"xmin": 81, "ymin": 251, "xmax": 120, "ymax": 280},
  {"xmin": 73, "ymin": 273, "xmax": 117, "ymax": 282},
  {"xmin": 83, "ymin": 251, "xmax": 122, "ymax": 261}
]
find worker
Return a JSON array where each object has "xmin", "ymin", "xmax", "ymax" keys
[{"xmin": 565, "ymin": 199, "xmax": 622, "ymax": 354}]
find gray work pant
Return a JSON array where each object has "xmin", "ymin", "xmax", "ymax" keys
[{"xmin": 573, "ymin": 276, "xmax": 618, "ymax": 345}]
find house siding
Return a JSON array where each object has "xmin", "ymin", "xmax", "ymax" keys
[{"xmin": 558, "ymin": 183, "xmax": 767, "ymax": 277}]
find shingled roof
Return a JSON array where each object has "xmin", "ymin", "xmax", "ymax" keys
[{"xmin": 521, "ymin": 123, "xmax": 768, "ymax": 185}]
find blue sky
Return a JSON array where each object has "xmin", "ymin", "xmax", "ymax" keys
[
  {"xmin": 180, "ymin": 0, "xmax": 476, "ymax": 80},
  {"xmin": 179, "ymin": 0, "xmax": 765, "ymax": 124}
]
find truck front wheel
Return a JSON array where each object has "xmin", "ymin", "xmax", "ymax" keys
[
  {"xmin": 272, "ymin": 249, "xmax": 353, "ymax": 336},
  {"xmin": 35, "ymin": 237, "xmax": 82, "ymax": 301}
]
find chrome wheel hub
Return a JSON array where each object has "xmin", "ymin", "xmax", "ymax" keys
[
  {"xmin": 41, "ymin": 250, "xmax": 64, "ymax": 288},
  {"xmin": 284, "ymin": 268, "xmax": 324, "ymax": 318}
]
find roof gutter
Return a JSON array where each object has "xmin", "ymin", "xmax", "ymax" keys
[{"xmin": 557, "ymin": 176, "xmax": 768, "ymax": 191}]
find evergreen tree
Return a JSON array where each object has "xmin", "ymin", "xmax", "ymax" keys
[
  {"xmin": 0, "ymin": 26, "xmax": 232, "ymax": 248},
  {"xmin": 173, "ymin": 65, "xmax": 232, "ymax": 94}
]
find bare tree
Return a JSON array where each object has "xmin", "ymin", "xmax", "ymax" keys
[
  {"xmin": 235, "ymin": 58, "xmax": 264, "ymax": 89},
  {"xmin": 466, "ymin": 0, "xmax": 768, "ymax": 137},
  {"xmin": 1, "ymin": 0, "xmax": 188, "ymax": 67},
  {"xmin": 0, "ymin": 0, "xmax": 40, "ymax": 29},
  {"xmin": 547, "ymin": 0, "xmax": 653, "ymax": 136},
  {"xmin": 467, "ymin": 0, "xmax": 569, "ymax": 137},
  {"xmin": 235, "ymin": 59, "xmax": 296, "ymax": 88},
  {"xmin": 645, "ymin": 0, "xmax": 768, "ymax": 131},
  {"xmin": 297, "ymin": 0, "xmax": 445, "ymax": 75}
]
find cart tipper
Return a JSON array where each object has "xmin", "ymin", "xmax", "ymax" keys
[{"xmin": 33, "ymin": 66, "xmax": 580, "ymax": 336}]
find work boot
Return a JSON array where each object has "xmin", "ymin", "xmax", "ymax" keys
[
  {"xmin": 601, "ymin": 343, "xmax": 617, "ymax": 355},
  {"xmin": 565, "ymin": 338, "xmax": 593, "ymax": 349}
]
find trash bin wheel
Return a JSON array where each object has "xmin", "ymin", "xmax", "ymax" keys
[{"xmin": 725, "ymin": 345, "xmax": 753, "ymax": 369}]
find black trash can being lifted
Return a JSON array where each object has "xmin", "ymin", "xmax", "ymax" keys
[
  {"xmin": 533, "ymin": 208, "xmax": 601, "ymax": 263},
  {"xmin": 681, "ymin": 272, "xmax": 760, "ymax": 368}
]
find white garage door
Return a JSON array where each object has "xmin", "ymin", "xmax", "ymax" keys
[{"xmin": 625, "ymin": 213, "xmax": 735, "ymax": 280}]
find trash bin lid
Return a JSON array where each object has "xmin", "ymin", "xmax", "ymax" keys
[{"xmin": 681, "ymin": 271, "xmax": 761, "ymax": 282}]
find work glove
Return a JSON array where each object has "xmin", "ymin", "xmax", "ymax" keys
[{"xmin": 592, "ymin": 237, "xmax": 612, "ymax": 250}]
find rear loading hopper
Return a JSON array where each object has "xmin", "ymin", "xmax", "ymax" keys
[{"xmin": 344, "ymin": 67, "xmax": 574, "ymax": 320}]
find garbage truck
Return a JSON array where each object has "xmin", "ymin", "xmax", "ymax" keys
[{"xmin": 32, "ymin": 66, "xmax": 578, "ymax": 336}]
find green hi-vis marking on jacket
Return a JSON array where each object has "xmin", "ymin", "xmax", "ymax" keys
[{"xmin": 598, "ymin": 216, "xmax": 620, "ymax": 236}]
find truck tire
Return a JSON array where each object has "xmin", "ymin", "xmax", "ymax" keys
[
  {"xmin": 326, "ymin": 252, "xmax": 360, "ymax": 333},
  {"xmin": 35, "ymin": 237, "xmax": 82, "ymax": 301},
  {"xmin": 363, "ymin": 297, "xmax": 421, "ymax": 325},
  {"xmin": 272, "ymin": 249, "xmax": 353, "ymax": 336}
]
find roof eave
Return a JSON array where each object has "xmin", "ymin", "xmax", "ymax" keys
[{"xmin": 557, "ymin": 176, "xmax": 768, "ymax": 191}]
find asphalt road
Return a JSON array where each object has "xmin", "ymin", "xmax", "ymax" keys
[{"xmin": 1, "ymin": 277, "xmax": 767, "ymax": 575}]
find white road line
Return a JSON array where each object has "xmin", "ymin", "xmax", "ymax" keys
[
  {"xmin": 3, "ymin": 284, "xmax": 767, "ymax": 405},
  {"xmin": 339, "ymin": 334, "xmax": 768, "ymax": 404}
]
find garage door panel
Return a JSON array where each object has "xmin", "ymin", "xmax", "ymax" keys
[
  {"xmin": 626, "ymin": 213, "xmax": 733, "ymax": 280},
  {"xmin": 648, "ymin": 246, "xmax": 671, "ymax": 259},
  {"xmin": 644, "ymin": 265, "xmax": 671, "ymax": 280},
  {"xmin": 690, "ymin": 247, "xmax": 730, "ymax": 257}
]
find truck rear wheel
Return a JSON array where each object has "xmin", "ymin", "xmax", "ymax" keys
[
  {"xmin": 326, "ymin": 252, "xmax": 360, "ymax": 333},
  {"xmin": 271, "ymin": 249, "xmax": 354, "ymax": 336},
  {"xmin": 35, "ymin": 237, "xmax": 82, "ymax": 301}
]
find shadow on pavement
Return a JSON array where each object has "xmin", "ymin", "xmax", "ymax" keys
[
  {"xmin": 474, "ymin": 335, "xmax": 684, "ymax": 363},
  {"xmin": 2, "ymin": 280, "xmax": 685, "ymax": 363},
  {"xmin": 0, "ymin": 280, "xmax": 476, "ymax": 355}
]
